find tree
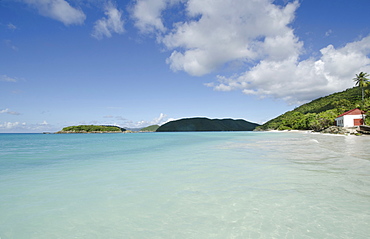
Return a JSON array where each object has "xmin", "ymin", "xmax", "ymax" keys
[
  {"xmin": 308, "ymin": 110, "xmax": 337, "ymax": 131},
  {"xmin": 365, "ymin": 89, "xmax": 370, "ymax": 98},
  {"xmin": 353, "ymin": 72, "xmax": 370, "ymax": 102},
  {"xmin": 331, "ymin": 99, "xmax": 352, "ymax": 112}
]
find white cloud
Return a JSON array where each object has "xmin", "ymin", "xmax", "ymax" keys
[
  {"xmin": 128, "ymin": 113, "xmax": 170, "ymax": 128},
  {"xmin": 0, "ymin": 120, "xmax": 57, "ymax": 132},
  {"xmin": 160, "ymin": 0, "xmax": 301, "ymax": 76},
  {"xmin": 0, "ymin": 75, "xmax": 18, "ymax": 82},
  {"xmin": 92, "ymin": 2, "xmax": 125, "ymax": 39},
  {"xmin": 151, "ymin": 113, "xmax": 167, "ymax": 125},
  {"xmin": 0, "ymin": 108, "xmax": 21, "ymax": 115},
  {"xmin": 23, "ymin": 0, "xmax": 86, "ymax": 25},
  {"xmin": 132, "ymin": 0, "xmax": 167, "ymax": 33},
  {"xmin": 325, "ymin": 29, "xmax": 333, "ymax": 37},
  {"xmin": 126, "ymin": 113, "xmax": 168, "ymax": 128},
  {"xmin": 131, "ymin": 0, "xmax": 182, "ymax": 33},
  {"xmin": 207, "ymin": 36, "xmax": 370, "ymax": 104},
  {"xmin": 0, "ymin": 122, "xmax": 26, "ymax": 129},
  {"xmin": 7, "ymin": 23, "xmax": 17, "ymax": 30},
  {"xmin": 131, "ymin": 0, "xmax": 370, "ymax": 104}
]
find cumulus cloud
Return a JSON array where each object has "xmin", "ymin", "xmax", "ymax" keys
[
  {"xmin": 131, "ymin": 0, "xmax": 184, "ymax": 33},
  {"xmin": 92, "ymin": 2, "xmax": 125, "ymax": 39},
  {"xmin": 0, "ymin": 108, "xmax": 21, "ymax": 115},
  {"xmin": 207, "ymin": 36, "xmax": 370, "ymax": 104},
  {"xmin": 132, "ymin": 0, "xmax": 167, "ymax": 33},
  {"xmin": 23, "ymin": 0, "xmax": 86, "ymax": 25},
  {"xmin": 160, "ymin": 0, "xmax": 301, "ymax": 76}
]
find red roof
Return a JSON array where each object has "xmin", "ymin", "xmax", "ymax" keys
[{"xmin": 336, "ymin": 108, "xmax": 364, "ymax": 118}]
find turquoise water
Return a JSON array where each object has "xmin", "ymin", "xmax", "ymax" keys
[{"xmin": 0, "ymin": 132, "xmax": 369, "ymax": 238}]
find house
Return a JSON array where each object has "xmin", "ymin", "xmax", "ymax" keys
[{"xmin": 335, "ymin": 108, "xmax": 365, "ymax": 127}]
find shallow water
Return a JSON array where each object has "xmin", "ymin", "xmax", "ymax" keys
[{"xmin": 0, "ymin": 132, "xmax": 369, "ymax": 238}]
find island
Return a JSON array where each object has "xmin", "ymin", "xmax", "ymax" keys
[
  {"xmin": 56, "ymin": 125, "xmax": 126, "ymax": 133},
  {"xmin": 156, "ymin": 118, "xmax": 260, "ymax": 132}
]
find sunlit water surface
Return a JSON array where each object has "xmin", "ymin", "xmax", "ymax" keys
[{"xmin": 0, "ymin": 132, "xmax": 369, "ymax": 238}]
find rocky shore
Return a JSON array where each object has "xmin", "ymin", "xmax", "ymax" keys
[{"xmin": 319, "ymin": 126, "xmax": 362, "ymax": 135}]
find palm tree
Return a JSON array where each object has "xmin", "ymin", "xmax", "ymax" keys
[
  {"xmin": 353, "ymin": 72, "xmax": 370, "ymax": 125},
  {"xmin": 353, "ymin": 72, "xmax": 370, "ymax": 102}
]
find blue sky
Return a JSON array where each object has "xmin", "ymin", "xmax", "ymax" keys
[{"xmin": 1, "ymin": 0, "xmax": 370, "ymax": 133}]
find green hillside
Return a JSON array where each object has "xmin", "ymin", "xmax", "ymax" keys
[
  {"xmin": 140, "ymin": 125, "xmax": 159, "ymax": 132},
  {"xmin": 258, "ymin": 85, "xmax": 370, "ymax": 131},
  {"xmin": 156, "ymin": 118, "xmax": 259, "ymax": 132}
]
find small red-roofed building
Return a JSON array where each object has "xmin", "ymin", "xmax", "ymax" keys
[{"xmin": 335, "ymin": 108, "xmax": 366, "ymax": 127}]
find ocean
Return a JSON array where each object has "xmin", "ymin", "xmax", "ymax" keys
[{"xmin": 0, "ymin": 132, "xmax": 369, "ymax": 238}]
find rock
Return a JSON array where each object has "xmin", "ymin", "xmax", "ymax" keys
[{"xmin": 320, "ymin": 126, "xmax": 359, "ymax": 135}]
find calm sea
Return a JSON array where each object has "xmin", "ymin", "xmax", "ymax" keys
[{"xmin": 0, "ymin": 132, "xmax": 369, "ymax": 239}]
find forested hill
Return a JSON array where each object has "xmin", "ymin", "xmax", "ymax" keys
[
  {"xmin": 257, "ymin": 86, "xmax": 370, "ymax": 131},
  {"xmin": 156, "ymin": 118, "xmax": 259, "ymax": 132}
]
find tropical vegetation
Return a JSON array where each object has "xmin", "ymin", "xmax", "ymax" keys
[
  {"xmin": 60, "ymin": 125, "xmax": 125, "ymax": 132},
  {"xmin": 257, "ymin": 72, "xmax": 370, "ymax": 131}
]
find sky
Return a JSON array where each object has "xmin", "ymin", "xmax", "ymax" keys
[{"xmin": 1, "ymin": 0, "xmax": 370, "ymax": 133}]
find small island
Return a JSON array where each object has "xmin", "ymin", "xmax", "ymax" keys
[{"xmin": 56, "ymin": 125, "xmax": 126, "ymax": 133}]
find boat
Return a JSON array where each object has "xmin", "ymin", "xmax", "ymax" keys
[
  {"xmin": 358, "ymin": 125, "xmax": 370, "ymax": 134},
  {"xmin": 360, "ymin": 125, "xmax": 370, "ymax": 130}
]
